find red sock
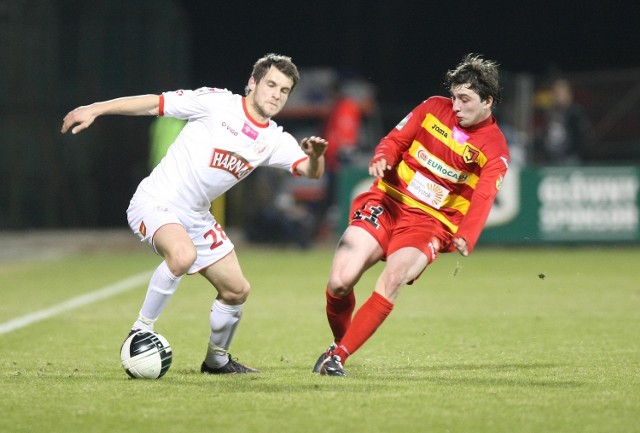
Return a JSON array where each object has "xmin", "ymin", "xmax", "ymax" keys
[
  {"xmin": 333, "ymin": 292, "xmax": 394, "ymax": 364},
  {"xmin": 325, "ymin": 287, "xmax": 356, "ymax": 343}
]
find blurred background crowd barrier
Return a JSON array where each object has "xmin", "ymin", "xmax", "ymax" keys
[{"xmin": 1, "ymin": 1, "xmax": 638, "ymax": 246}]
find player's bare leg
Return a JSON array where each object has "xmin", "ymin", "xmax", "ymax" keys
[
  {"xmin": 328, "ymin": 225, "xmax": 384, "ymax": 297},
  {"xmin": 373, "ymin": 247, "xmax": 428, "ymax": 302},
  {"xmin": 199, "ymin": 250, "xmax": 258, "ymax": 374},
  {"xmin": 318, "ymin": 243, "xmax": 429, "ymax": 376},
  {"xmin": 314, "ymin": 226, "xmax": 383, "ymax": 375},
  {"xmin": 327, "ymin": 247, "xmax": 428, "ymax": 368}
]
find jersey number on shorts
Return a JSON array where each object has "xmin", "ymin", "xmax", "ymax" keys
[
  {"xmin": 204, "ymin": 223, "xmax": 228, "ymax": 250},
  {"xmin": 353, "ymin": 205, "xmax": 384, "ymax": 229}
]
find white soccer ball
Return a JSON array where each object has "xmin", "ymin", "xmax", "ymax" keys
[{"xmin": 120, "ymin": 330, "xmax": 172, "ymax": 379}]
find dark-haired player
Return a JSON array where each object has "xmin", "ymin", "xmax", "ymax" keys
[{"xmin": 313, "ymin": 54, "xmax": 509, "ymax": 376}]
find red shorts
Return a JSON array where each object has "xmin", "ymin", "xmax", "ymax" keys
[{"xmin": 349, "ymin": 188, "xmax": 452, "ymax": 264}]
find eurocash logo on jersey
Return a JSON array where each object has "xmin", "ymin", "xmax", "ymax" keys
[
  {"xmin": 210, "ymin": 149, "xmax": 253, "ymax": 180},
  {"xmin": 537, "ymin": 167, "xmax": 639, "ymax": 240},
  {"xmin": 414, "ymin": 146, "xmax": 469, "ymax": 183}
]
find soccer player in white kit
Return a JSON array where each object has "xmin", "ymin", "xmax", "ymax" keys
[{"xmin": 61, "ymin": 54, "xmax": 328, "ymax": 374}]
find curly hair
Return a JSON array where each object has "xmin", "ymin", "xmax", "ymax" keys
[
  {"xmin": 444, "ymin": 54, "xmax": 501, "ymax": 107},
  {"xmin": 245, "ymin": 53, "xmax": 300, "ymax": 96}
]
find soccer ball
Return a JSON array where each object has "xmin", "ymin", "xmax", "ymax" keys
[{"xmin": 120, "ymin": 330, "xmax": 172, "ymax": 379}]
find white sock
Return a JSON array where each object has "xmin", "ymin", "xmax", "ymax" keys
[
  {"xmin": 204, "ymin": 300, "xmax": 244, "ymax": 368},
  {"xmin": 133, "ymin": 261, "xmax": 182, "ymax": 331}
]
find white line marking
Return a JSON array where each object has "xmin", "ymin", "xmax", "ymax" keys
[{"xmin": 0, "ymin": 271, "xmax": 152, "ymax": 335}]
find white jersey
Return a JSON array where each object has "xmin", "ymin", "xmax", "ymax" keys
[{"xmin": 133, "ymin": 87, "xmax": 308, "ymax": 221}]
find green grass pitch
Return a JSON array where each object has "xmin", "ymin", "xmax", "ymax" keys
[{"xmin": 1, "ymin": 242, "xmax": 639, "ymax": 433}]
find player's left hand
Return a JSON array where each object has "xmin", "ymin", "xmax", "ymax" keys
[
  {"xmin": 452, "ymin": 236, "xmax": 469, "ymax": 256},
  {"xmin": 300, "ymin": 136, "xmax": 328, "ymax": 158}
]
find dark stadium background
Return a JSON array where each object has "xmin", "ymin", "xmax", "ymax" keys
[
  {"xmin": 183, "ymin": 0, "xmax": 639, "ymax": 105},
  {"xmin": 1, "ymin": 0, "xmax": 638, "ymax": 229}
]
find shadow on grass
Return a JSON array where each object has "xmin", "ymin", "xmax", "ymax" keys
[
  {"xmin": 421, "ymin": 362, "xmax": 562, "ymax": 371},
  {"xmin": 175, "ymin": 361, "xmax": 582, "ymax": 390},
  {"xmin": 5, "ymin": 362, "xmax": 581, "ymax": 393},
  {"xmin": 364, "ymin": 362, "xmax": 584, "ymax": 388}
]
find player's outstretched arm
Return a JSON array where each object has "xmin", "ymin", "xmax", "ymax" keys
[{"xmin": 61, "ymin": 94, "xmax": 160, "ymax": 135}]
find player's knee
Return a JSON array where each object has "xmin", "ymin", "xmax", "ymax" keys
[
  {"xmin": 327, "ymin": 274, "xmax": 355, "ymax": 297},
  {"xmin": 219, "ymin": 278, "xmax": 251, "ymax": 305},
  {"xmin": 165, "ymin": 246, "xmax": 197, "ymax": 276}
]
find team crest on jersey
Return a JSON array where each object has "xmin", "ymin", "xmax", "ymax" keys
[
  {"xmin": 395, "ymin": 112, "xmax": 413, "ymax": 130},
  {"xmin": 210, "ymin": 149, "xmax": 254, "ymax": 179},
  {"xmin": 462, "ymin": 145, "xmax": 479, "ymax": 164},
  {"xmin": 253, "ymin": 139, "xmax": 269, "ymax": 156}
]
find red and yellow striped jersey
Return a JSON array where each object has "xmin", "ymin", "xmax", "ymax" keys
[{"xmin": 372, "ymin": 96, "xmax": 509, "ymax": 253}]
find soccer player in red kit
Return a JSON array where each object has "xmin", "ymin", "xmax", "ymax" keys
[{"xmin": 313, "ymin": 54, "xmax": 510, "ymax": 376}]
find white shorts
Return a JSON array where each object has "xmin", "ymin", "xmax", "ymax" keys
[{"xmin": 126, "ymin": 198, "xmax": 234, "ymax": 275}]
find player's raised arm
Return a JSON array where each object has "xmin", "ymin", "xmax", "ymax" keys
[{"xmin": 61, "ymin": 94, "xmax": 161, "ymax": 135}]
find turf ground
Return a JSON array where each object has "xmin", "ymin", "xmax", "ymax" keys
[{"xmin": 0, "ymin": 233, "xmax": 639, "ymax": 433}]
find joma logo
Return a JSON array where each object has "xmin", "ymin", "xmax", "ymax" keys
[{"xmin": 431, "ymin": 123, "xmax": 448, "ymax": 138}]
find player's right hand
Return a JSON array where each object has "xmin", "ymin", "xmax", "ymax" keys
[
  {"xmin": 452, "ymin": 236, "xmax": 469, "ymax": 256},
  {"xmin": 369, "ymin": 152, "xmax": 391, "ymax": 178},
  {"xmin": 61, "ymin": 105, "xmax": 96, "ymax": 135}
]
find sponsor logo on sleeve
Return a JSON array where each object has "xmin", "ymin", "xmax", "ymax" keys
[{"xmin": 395, "ymin": 112, "xmax": 413, "ymax": 130}]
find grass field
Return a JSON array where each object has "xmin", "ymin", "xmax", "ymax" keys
[{"xmin": 1, "ymin": 237, "xmax": 639, "ymax": 433}]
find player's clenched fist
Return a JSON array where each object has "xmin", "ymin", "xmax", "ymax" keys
[{"xmin": 300, "ymin": 136, "xmax": 328, "ymax": 158}]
